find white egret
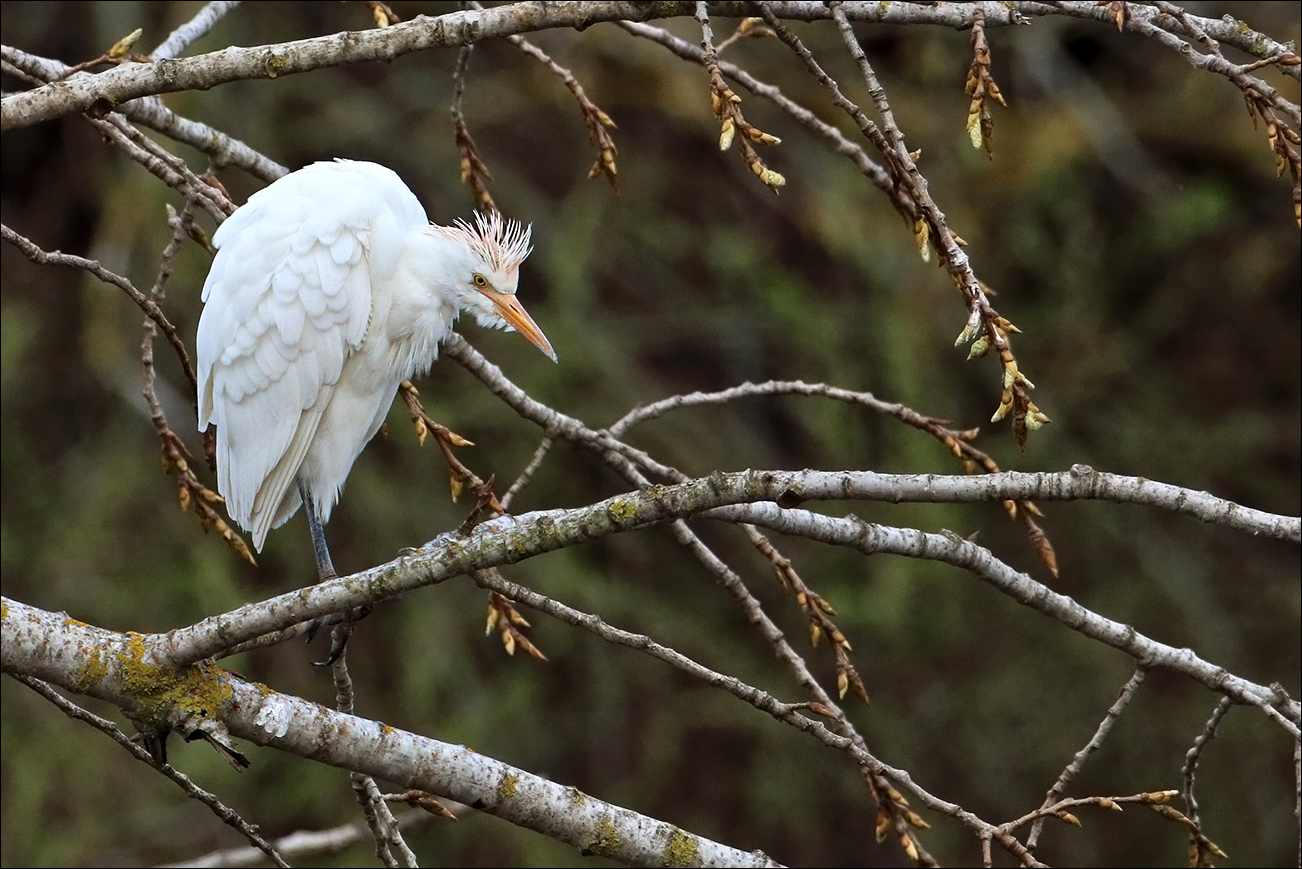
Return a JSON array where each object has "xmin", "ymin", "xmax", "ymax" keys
[{"xmin": 196, "ymin": 159, "xmax": 555, "ymax": 608}]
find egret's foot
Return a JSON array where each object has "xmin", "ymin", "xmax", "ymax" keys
[{"xmin": 310, "ymin": 604, "xmax": 373, "ymax": 667}]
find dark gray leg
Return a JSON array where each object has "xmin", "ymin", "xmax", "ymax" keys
[
  {"xmin": 298, "ymin": 482, "xmax": 364, "ymax": 666},
  {"xmin": 299, "ymin": 483, "xmax": 337, "ymax": 581}
]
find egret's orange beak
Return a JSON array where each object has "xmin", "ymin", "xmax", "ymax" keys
[{"xmin": 489, "ymin": 291, "xmax": 556, "ymax": 362}]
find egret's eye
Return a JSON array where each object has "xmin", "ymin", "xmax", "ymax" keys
[{"xmin": 472, "ymin": 273, "xmax": 490, "ymax": 289}]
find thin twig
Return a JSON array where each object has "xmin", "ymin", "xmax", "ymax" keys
[
  {"xmin": 482, "ymin": 577, "xmax": 548, "ymax": 660},
  {"xmin": 1180, "ymin": 696, "xmax": 1233, "ymax": 867},
  {"xmin": 616, "ymin": 20, "xmax": 914, "ymax": 221},
  {"xmin": 607, "ymin": 380, "xmax": 1054, "ymax": 565},
  {"xmin": 450, "ymin": 44, "xmax": 495, "ymax": 212},
  {"xmin": 88, "ymin": 110, "xmax": 233, "ymax": 221},
  {"xmin": 696, "ymin": 2, "xmax": 785, "ymax": 192},
  {"xmin": 1, "ymin": 222, "xmax": 197, "ymax": 397},
  {"xmin": 468, "ymin": 0, "xmax": 620, "ymax": 192},
  {"xmin": 1027, "ymin": 667, "xmax": 1148, "ymax": 849},
  {"xmin": 331, "ymin": 650, "xmax": 416, "ymax": 868},
  {"xmin": 162, "ymin": 810, "xmax": 443, "ymax": 868},
  {"xmin": 1010, "ymin": 789, "xmax": 1206, "ymax": 838},
  {"xmin": 11, "ymin": 675, "xmax": 288, "ymax": 869},
  {"xmin": 143, "ymin": 207, "xmax": 255, "ymax": 564},
  {"xmin": 500, "ymin": 435, "xmax": 554, "ymax": 511},
  {"xmin": 398, "ymin": 380, "xmax": 504, "ymax": 526},
  {"xmin": 471, "ymin": 567, "xmax": 857, "ymax": 731},
  {"xmin": 756, "ymin": 1, "xmax": 1047, "ymax": 447}
]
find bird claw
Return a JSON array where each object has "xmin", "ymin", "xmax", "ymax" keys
[
  {"xmin": 312, "ymin": 625, "xmax": 351, "ymax": 668},
  {"xmin": 308, "ymin": 605, "xmax": 373, "ymax": 667},
  {"xmin": 304, "ymin": 615, "xmax": 327, "ymax": 644}
]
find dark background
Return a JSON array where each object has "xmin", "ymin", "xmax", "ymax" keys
[{"xmin": 2, "ymin": 2, "xmax": 1298, "ymax": 866}]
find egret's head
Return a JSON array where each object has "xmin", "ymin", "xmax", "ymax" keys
[{"xmin": 435, "ymin": 211, "xmax": 555, "ymax": 362}]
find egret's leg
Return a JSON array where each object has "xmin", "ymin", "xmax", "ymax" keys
[
  {"xmin": 298, "ymin": 483, "xmax": 365, "ymax": 666},
  {"xmin": 299, "ymin": 484, "xmax": 337, "ymax": 581}
]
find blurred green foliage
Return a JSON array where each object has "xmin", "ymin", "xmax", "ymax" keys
[{"xmin": 1, "ymin": 2, "xmax": 1298, "ymax": 867}]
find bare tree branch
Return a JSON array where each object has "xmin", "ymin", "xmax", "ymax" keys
[
  {"xmin": 9, "ymin": 675, "xmax": 289, "ymax": 869},
  {"xmin": 149, "ymin": 1, "xmax": 244, "ymax": 62},
  {"xmin": 39, "ymin": 465, "xmax": 1289, "ymax": 719},
  {"xmin": 161, "ymin": 810, "xmax": 444, "ymax": 868},
  {"xmin": 2, "ymin": 599, "xmax": 784, "ymax": 869}
]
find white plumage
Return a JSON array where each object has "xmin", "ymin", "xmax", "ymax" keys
[{"xmin": 197, "ymin": 160, "xmax": 555, "ymax": 555}]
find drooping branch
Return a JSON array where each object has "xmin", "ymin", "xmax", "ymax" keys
[
  {"xmin": 70, "ymin": 465, "xmax": 1295, "ymax": 723},
  {"xmin": 1, "ymin": 222, "xmax": 198, "ymax": 399},
  {"xmin": 11, "ymin": 674, "xmax": 289, "ymax": 868},
  {"xmin": 1, "ymin": 45, "xmax": 287, "ymax": 182},
  {"xmin": 1, "ymin": 598, "xmax": 783, "ymax": 869},
  {"xmin": 618, "ymin": 19, "xmax": 914, "ymax": 220},
  {"xmin": 1026, "ymin": 667, "xmax": 1148, "ymax": 848}
]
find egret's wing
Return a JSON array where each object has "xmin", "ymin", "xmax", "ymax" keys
[{"xmin": 196, "ymin": 161, "xmax": 424, "ymax": 550}]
